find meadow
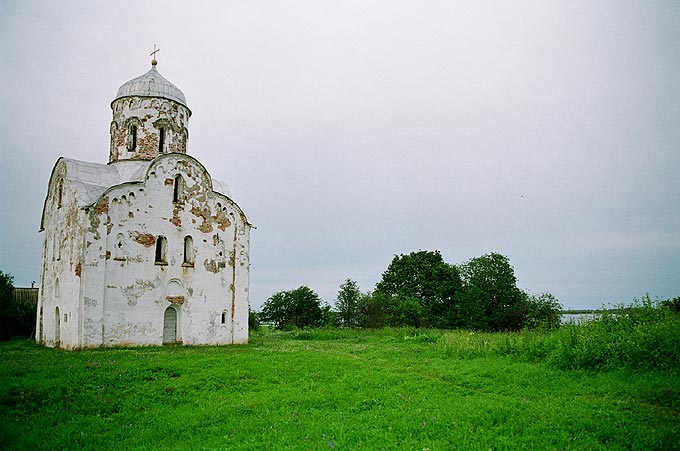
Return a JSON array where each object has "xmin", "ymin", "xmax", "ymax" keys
[{"xmin": 1, "ymin": 310, "xmax": 679, "ymax": 450}]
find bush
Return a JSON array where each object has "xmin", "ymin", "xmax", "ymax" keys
[
  {"xmin": 661, "ymin": 296, "xmax": 680, "ymax": 313},
  {"xmin": 249, "ymin": 309, "xmax": 260, "ymax": 332},
  {"xmin": 436, "ymin": 295, "xmax": 680, "ymax": 371},
  {"xmin": 546, "ymin": 296, "xmax": 680, "ymax": 370},
  {"xmin": 524, "ymin": 292, "xmax": 562, "ymax": 330}
]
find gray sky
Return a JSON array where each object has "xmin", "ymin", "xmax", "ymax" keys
[{"xmin": 1, "ymin": 1, "xmax": 679, "ymax": 310}]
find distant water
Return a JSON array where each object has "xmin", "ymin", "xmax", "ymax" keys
[{"xmin": 560, "ymin": 313, "xmax": 601, "ymax": 325}]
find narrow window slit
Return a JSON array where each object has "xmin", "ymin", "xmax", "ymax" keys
[
  {"xmin": 131, "ymin": 125, "xmax": 137, "ymax": 151},
  {"xmin": 159, "ymin": 127, "xmax": 165, "ymax": 152}
]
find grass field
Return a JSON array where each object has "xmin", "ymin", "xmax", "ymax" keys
[{"xmin": 1, "ymin": 327, "xmax": 679, "ymax": 450}]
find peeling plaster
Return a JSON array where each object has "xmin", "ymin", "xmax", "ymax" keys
[
  {"xmin": 203, "ymin": 259, "xmax": 219, "ymax": 273},
  {"xmin": 132, "ymin": 232, "xmax": 155, "ymax": 247}
]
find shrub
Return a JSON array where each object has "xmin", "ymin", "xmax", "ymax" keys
[
  {"xmin": 524, "ymin": 292, "xmax": 562, "ymax": 330},
  {"xmin": 528, "ymin": 296, "xmax": 679, "ymax": 370},
  {"xmin": 248, "ymin": 309, "xmax": 260, "ymax": 332},
  {"xmin": 436, "ymin": 295, "xmax": 680, "ymax": 371}
]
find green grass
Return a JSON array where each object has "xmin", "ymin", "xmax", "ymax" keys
[{"xmin": 1, "ymin": 326, "xmax": 679, "ymax": 450}]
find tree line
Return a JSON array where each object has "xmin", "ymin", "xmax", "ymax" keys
[
  {"xmin": 0, "ymin": 270, "xmax": 35, "ymax": 340},
  {"xmin": 258, "ymin": 250, "xmax": 562, "ymax": 332}
]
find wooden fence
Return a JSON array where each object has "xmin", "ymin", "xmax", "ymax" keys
[{"xmin": 13, "ymin": 287, "xmax": 38, "ymax": 308}]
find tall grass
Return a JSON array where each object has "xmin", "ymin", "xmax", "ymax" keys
[
  {"xmin": 437, "ymin": 296, "xmax": 680, "ymax": 370},
  {"xmin": 268, "ymin": 295, "xmax": 680, "ymax": 371}
]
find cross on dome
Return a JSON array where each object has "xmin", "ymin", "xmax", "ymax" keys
[{"xmin": 150, "ymin": 44, "xmax": 160, "ymax": 66}]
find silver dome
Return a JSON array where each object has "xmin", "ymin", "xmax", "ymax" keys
[{"xmin": 114, "ymin": 64, "xmax": 187, "ymax": 106}]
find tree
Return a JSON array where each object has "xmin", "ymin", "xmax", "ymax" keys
[
  {"xmin": 374, "ymin": 250, "xmax": 462, "ymax": 327},
  {"xmin": 357, "ymin": 292, "xmax": 387, "ymax": 329},
  {"xmin": 335, "ymin": 279, "xmax": 362, "ymax": 327},
  {"xmin": 456, "ymin": 253, "xmax": 527, "ymax": 331},
  {"xmin": 320, "ymin": 304, "xmax": 339, "ymax": 327},
  {"xmin": 525, "ymin": 292, "xmax": 562, "ymax": 330},
  {"xmin": 0, "ymin": 271, "xmax": 15, "ymax": 340},
  {"xmin": 260, "ymin": 286, "xmax": 323, "ymax": 329}
]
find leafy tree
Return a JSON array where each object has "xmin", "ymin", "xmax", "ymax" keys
[
  {"xmin": 454, "ymin": 284, "xmax": 492, "ymax": 331},
  {"xmin": 388, "ymin": 296, "xmax": 424, "ymax": 328},
  {"xmin": 374, "ymin": 250, "xmax": 461, "ymax": 327},
  {"xmin": 357, "ymin": 292, "xmax": 387, "ymax": 329},
  {"xmin": 260, "ymin": 286, "xmax": 323, "ymax": 329},
  {"xmin": 320, "ymin": 304, "xmax": 339, "ymax": 327},
  {"xmin": 525, "ymin": 292, "xmax": 563, "ymax": 330},
  {"xmin": 0, "ymin": 271, "xmax": 15, "ymax": 340},
  {"xmin": 456, "ymin": 253, "xmax": 527, "ymax": 331},
  {"xmin": 335, "ymin": 279, "xmax": 362, "ymax": 327}
]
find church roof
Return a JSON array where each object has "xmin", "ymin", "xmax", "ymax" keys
[
  {"xmin": 64, "ymin": 159, "xmax": 149, "ymax": 207},
  {"xmin": 114, "ymin": 64, "xmax": 187, "ymax": 106},
  {"xmin": 63, "ymin": 159, "xmax": 232, "ymax": 208},
  {"xmin": 40, "ymin": 157, "xmax": 233, "ymax": 231}
]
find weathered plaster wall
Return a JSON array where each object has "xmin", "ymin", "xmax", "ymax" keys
[
  {"xmin": 79, "ymin": 153, "xmax": 250, "ymax": 347},
  {"xmin": 37, "ymin": 160, "xmax": 87, "ymax": 349},
  {"xmin": 109, "ymin": 96, "xmax": 190, "ymax": 163}
]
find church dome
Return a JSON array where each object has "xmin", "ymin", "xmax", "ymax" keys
[{"xmin": 114, "ymin": 63, "xmax": 187, "ymax": 106}]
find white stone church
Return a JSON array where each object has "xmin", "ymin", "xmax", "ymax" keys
[{"xmin": 37, "ymin": 56, "xmax": 252, "ymax": 349}]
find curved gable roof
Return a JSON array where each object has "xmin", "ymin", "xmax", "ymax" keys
[{"xmin": 41, "ymin": 155, "xmax": 247, "ymax": 230}]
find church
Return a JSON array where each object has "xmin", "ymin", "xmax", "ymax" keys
[{"xmin": 36, "ymin": 54, "xmax": 252, "ymax": 349}]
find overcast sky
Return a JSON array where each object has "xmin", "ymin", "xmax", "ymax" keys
[{"xmin": 1, "ymin": 1, "xmax": 679, "ymax": 310}]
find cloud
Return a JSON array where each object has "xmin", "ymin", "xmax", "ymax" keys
[{"xmin": 2, "ymin": 0, "xmax": 679, "ymax": 310}]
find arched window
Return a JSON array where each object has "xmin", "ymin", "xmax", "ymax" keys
[
  {"xmin": 57, "ymin": 180, "xmax": 63, "ymax": 208},
  {"xmin": 183, "ymin": 236, "xmax": 194, "ymax": 266},
  {"xmin": 173, "ymin": 175, "xmax": 183, "ymax": 203},
  {"xmin": 221, "ymin": 311, "xmax": 227, "ymax": 325},
  {"xmin": 131, "ymin": 125, "xmax": 138, "ymax": 151},
  {"xmin": 158, "ymin": 127, "xmax": 165, "ymax": 153},
  {"xmin": 155, "ymin": 236, "xmax": 167, "ymax": 264}
]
